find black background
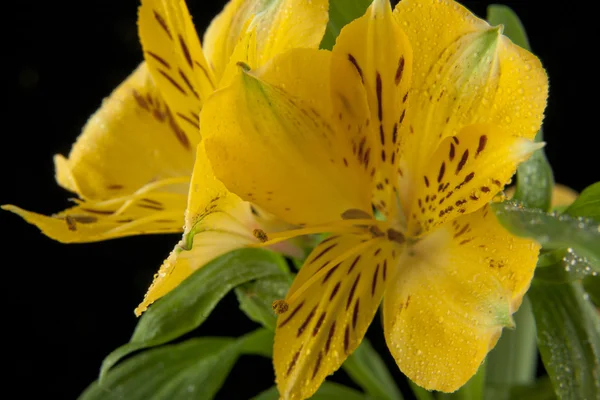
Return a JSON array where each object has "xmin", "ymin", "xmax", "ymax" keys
[{"xmin": 2, "ymin": 1, "xmax": 595, "ymax": 398}]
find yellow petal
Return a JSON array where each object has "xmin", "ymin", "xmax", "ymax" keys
[
  {"xmin": 57, "ymin": 63, "xmax": 194, "ymax": 200},
  {"xmin": 136, "ymin": 143, "xmax": 257, "ymax": 314},
  {"xmin": 202, "ymin": 49, "xmax": 371, "ymax": 226},
  {"xmin": 203, "ymin": 0, "xmax": 328, "ymax": 83},
  {"xmin": 393, "ymin": 0, "xmax": 548, "ymax": 209},
  {"xmin": 383, "ymin": 205, "xmax": 539, "ymax": 392},
  {"xmin": 275, "ymin": 234, "xmax": 395, "ymax": 399},
  {"xmin": 331, "ymin": 0, "xmax": 413, "ymax": 219},
  {"xmin": 3, "ymin": 185, "xmax": 187, "ymax": 243},
  {"xmin": 138, "ymin": 0, "xmax": 215, "ymax": 141},
  {"xmin": 407, "ymin": 123, "xmax": 542, "ymax": 235},
  {"xmin": 3, "ymin": 63, "xmax": 195, "ymax": 242}
]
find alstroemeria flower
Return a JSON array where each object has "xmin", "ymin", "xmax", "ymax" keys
[
  {"xmin": 200, "ymin": 0, "xmax": 548, "ymax": 397},
  {"xmin": 3, "ymin": 0, "xmax": 327, "ymax": 242}
]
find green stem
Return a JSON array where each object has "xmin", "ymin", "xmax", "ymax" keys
[{"xmin": 485, "ymin": 296, "xmax": 537, "ymax": 400}]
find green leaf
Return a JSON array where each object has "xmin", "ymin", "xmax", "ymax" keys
[
  {"xmin": 512, "ymin": 130, "xmax": 554, "ymax": 212},
  {"xmin": 408, "ymin": 381, "xmax": 435, "ymax": 400},
  {"xmin": 252, "ymin": 382, "xmax": 370, "ymax": 400},
  {"xmin": 235, "ymin": 274, "xmax": 293, "ymax": 331},
  {"xmin": 528, "ymin": 281, "xmax": 600, "ymax": 400},
  {"xmin": 100, "ymin": 249, "xmax": 288, "ymax": 379},
  {"xmin": 583, "ymin": 275, "xmax": 600, "ymax": 306},
  {"xmin": 438, "ymin": 362, "xmax": 485, "ymax": 400},
  {"xmin": 492, "ymin": 202, "xmax": 600, "ymax": 273},
  {"xmin": 508, "ymin": 377, "xmax": 557, "ymax": 400},
  {"xmin": 565, "ymin": 182, "xmax": 600, "ymax": 222},
  {"xmin": 81, "ymin": 337, "xmax": 239, "ymax": 400},
  {"xmin": 238, "ymin": 328, "xmax": 275, "ymax": 358},
  {"xmin": 320, "ymin": 0, "xmax": 371, "ymax": 50},
  {"xmin": 82, "ymin": 329, "xmax": 274, "ymax": 400},
  {"xmin": 535, "ymin": 248, "xmax": 597, "ymax": 283},
  {"xmin": 487, "ymin": 5, "xmax": 531, "ymax": 50},
  {"xmin": 342, "ymin": 338, "xmax": 404, "ymax": 400},
  {"xmin": 485, "ymin": 297, "xmax": 537, "ymax": 400}
]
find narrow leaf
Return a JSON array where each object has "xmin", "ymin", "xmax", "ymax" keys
[
  {"xmin": 342, "ymin": 338, "xmax": 404, "ymax": 400},
  {"xmin": 81, "ymin": 338, "xmax": 239, "ymax": 400},
  {"xmin": 492, "ymin": 202, "xmax": 600, "ymax": 273},
  {"xmin": 320, "ymin": 0, "xmax": 371, "ymax": 50},
  {"xmin": 528, "ymin": 281, "xmax": 600, "ymax": 400},
  {"xmin": 100, "ymin": 249, "xmax": 288, "ymax": 379},
  {"xmin": 565, "ymin": 182, "xmax": 600, "ymax": 222},
  {"xmin": 235, "ymin": 274, "xmax": 293, "ymax": 331},
  {"xmin": 252, "ymin": 382, "xmax": 369, "ymax": 400}
]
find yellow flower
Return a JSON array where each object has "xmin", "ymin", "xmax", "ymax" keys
[
  {"xmin": 200, "ymin": 0, "xmax": 548, "ymax": 397},
  {"xmin": 2, "ymin": 0, "xmax": 328, "ymax": 243}
]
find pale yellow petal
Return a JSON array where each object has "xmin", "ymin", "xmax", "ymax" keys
[
  {"xmin": 202, "ymin": 49, "xmax": 371, "ymax": 226},
  {"xmin": 383, "ymin": 205, "xmax": 539, "ymax": 392},
  {"xmin": 3, "ymin": 63, "xmax": 194, "ymax": 242},
  {"xmin": 331, "ymin": 0, "xmax": 413, "ymax": 220},
  {"xmin": 56, "ymin": 63, "xmax": 193, "ymax": 200},
  {"xmin": 407, "ymin": 123, "xmax": 542, "ymax": 235},
  {"xmin": 138, "ymin": 0, "xmax": 215, "ymax": 141},
  {"xmin": 136, "ymin": 143, "xmax": 257, "ymax": 314},
  {"xmin": 203, "ymin": 0, "xmax": 328, "ymax": 82},
  {"xmin": 275, "ymin": 234, "xmax": 394, "ymax": 399},
  {"xmin": 3, "ymin": 183, "xmax": 187, "ymax": 243},
  {"xmin": 393, "ymin": 0, "xmax": 548, "ymax": 211}
]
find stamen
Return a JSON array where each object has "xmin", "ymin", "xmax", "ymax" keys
[
  {"xmin": 253, "ymin": 228, "xmax": 269, "ymax": 242},
  {"xmin": 250, "ymin": 219, "xmax": 383, "ymax": 248},
  {"xmin": 272, "ymin": 299, "xmax": 289, "ymax": 314}
]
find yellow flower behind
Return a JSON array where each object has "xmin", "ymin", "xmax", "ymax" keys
[
  {"xmin": 3, "ymin": 0, "xmax": 328, "ymax": 243},
  {"xmin": 199, "ymin": 0, "xmax": 548, "ymax": 397}
]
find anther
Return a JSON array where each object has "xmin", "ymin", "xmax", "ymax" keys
[
  {"xmin": 272, "ymin": 299, "xmax": 289, "ymax": 314},
  {"xmin": 253, "ymin": 229, "xmax": 269, "ymax": 242}
]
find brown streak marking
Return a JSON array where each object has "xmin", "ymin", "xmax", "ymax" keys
[
  {"xmin": 376, "ymin": 72, "xmax": 383, "ymax": 122},
  {"xmin": 153, "ymin": 10, "xmax": 172, "ymax": 40},
  {"xmin": 176, "ymin": 112, "xmax": 199, "ymax": 129},
  {"xmin": 449, "ymin": 142, "xmax": 456, "ymax": 161},
  {"xmin": 157, "ymin": 69, "xmax": 187, "ymax": 95},
  {"xmin": 348, "ymin": 54, "xmax": 364, "ymax": 83},
  {"xmin": 372, "ymin": 264, "xmax": 380, "ymax": 296},
  {"xmin": 347, "ymin": 273, "xmax": 361, "ymax": 310},
  {"xmin": 309, "ymin": 243, "xmax": 337, "ymax": 265},
  {"xmin": 330, "ymin": 282, "xmax": 341, "ymax": 300},
  {"xmin": 348, "ymin": 256, "xmax": 361, "ymax": 274},
  {"xmin": 279, "ymin": 301, "xmax": 305, "ymax": 327},
  {"xmin": 476, "ymin": 135, "xmax": 488, "ymax": 157},
  {"xmin": 286, "ymin": 349, "xmax": 301, "ymax": 376},
  {"xmin": 313, "ymin": 312, "xmax": 326, "ymax": 336},
  {"xmin": 438, "ymin": 162, "xmax": 446, "ymax": 183},
  {"xmin": 178, "ymin": 69, "xmax": 199, "ymax": 100},
  {"xmin": 146, "ymin": 51, "xmax": 170, "ymax": 69},
  {"xmin": 297, "ymin": 306, "xmax": 317, "ymax": 336},
  {"xmin": 352, "ymin": 299, "xmax": 360, "ymax": 330},
  {"xmin": 322, "ymin": 263, "xmax": 341, "ymax": 284},
  {"xmin": 178, "ymin": 35, "xmax": 193, "ymax": 69},
  {"xmin": 312, "ymin": 351, "xmax": 323, "ymax": 379},
  {"xmin": 456, "ymin": 149, "xmax": 469, "ymax": 174},
  {"xmin": 395, "ymin": 56, "xmax": 405, "ymax": 85},
  {"xmin": 325, "ymin": 322, "xmax": 336, "ymax": 354}
]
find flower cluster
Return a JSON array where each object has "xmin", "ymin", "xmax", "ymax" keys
[{"xmin": 5, "ymin": 0, "xmax": 550, "ymax": 399}]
